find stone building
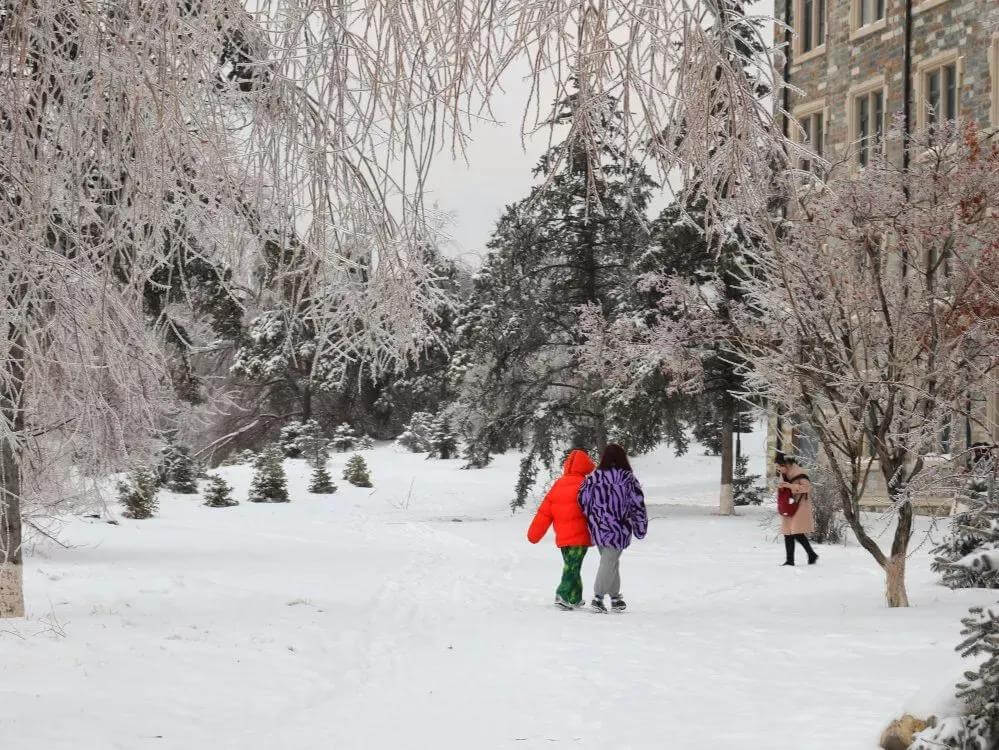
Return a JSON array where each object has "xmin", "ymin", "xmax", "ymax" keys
[{"xmin": 768, "ymin": 0, "xmax": 999, "ymax": 509}]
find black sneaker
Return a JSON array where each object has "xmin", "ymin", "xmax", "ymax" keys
[
  {"xmin": 554, "ymin": 596, "xmax": 574, "ymax": 611},
  {"xmin": 808, "ymin": 553, "xmax": 819, "ymax": 565},
  {"xmin": 590, "ymin": 597, "xmax": 608, "ymax": 613},
  {"xmin": 780, "ymin": 561, "xmax": 794, "ymax": 567},
  {"xmin": 610, "ymin": 596, "xmax": 626, "ymax": 612}
]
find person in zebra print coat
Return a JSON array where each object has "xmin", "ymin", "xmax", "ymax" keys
[{"xmin": 578, "ymin": 444, "xmax": 648, "ymax": 613}]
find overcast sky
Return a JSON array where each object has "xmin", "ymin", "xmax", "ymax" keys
[{"xmin": 425, "ymin": 1, "xmax": 776, "ymax": 266}]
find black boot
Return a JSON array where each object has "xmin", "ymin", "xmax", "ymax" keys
[
  {"xmin": 796, "ymin": 534, "xmax": 819, "ymax": 565},
  {"xmin": 781, "ymin": 535, "xmax": 795, "ymax": 566}
]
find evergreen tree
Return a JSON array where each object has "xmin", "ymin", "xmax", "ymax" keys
[
  {"xmin": 225, "ymin": 448, "xmax": 257, "ymax": 466},
  {"xmin": 118, "ymin": 468, "xmax": 159, "ymax": 519},
  {"xmin": 248, "ymin": 446, "xmax": 290, "ymax": 503},
  {"xmin": 641, "ymin": 0, "xmax": 772, "ymax": 514},
  {"xmin": 396, "ymin": 411, "xmax": 435, "ymax": 453},
  {"xmin": 732, "ymin": 455, "xmax": 765, "ymax": 506},
  {"xmin": 428, "ymin": 413, "xmax": 459, "ymax": 459},
  {"xmin": 342, "ymin": 455, "xmax": 373, "ymax": 488},
  {"xmin": 308, "ymin": 462, "xmax": 337, "ymax": 494},
  {"xmin": 161, "ymin": 444, "xmax": 198, "ymax": 494},
  {"xmin": 356, "ymin": 435, "xmax": 375, "ymax": 450},
  {"xmin": 331, "ymin": 423, "xmax": 359, "ymax": 453},
  {"xmin": 956, "ymin": 605, "xmax": 999, "ymax": 746},
  {"xmin": 279, "ymin": 419, "xmax": 311, "ymax": 458},
  {"xmin": 203, "ymin": 475, "xmax": 239, "ymax": 508},
  {"xmin": 452, "ymin": 86, "xmax": 686, "ymax": 507},
  {"xmin": 933, "ymin": 469, "xmax": 999, "ymax": 589},
  {"xmin": 294, "ymin": 419, "xmax": 327, "ymax": 461}
]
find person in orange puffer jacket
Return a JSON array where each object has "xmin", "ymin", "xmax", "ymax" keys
[{"xmin": 527, "ymin": 449, "xmax": 595, "ymax": 610}]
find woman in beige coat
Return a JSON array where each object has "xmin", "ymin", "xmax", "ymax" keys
[{"xmin": 776, "ymin": 454, "xmax": 818, "ymax": 566}]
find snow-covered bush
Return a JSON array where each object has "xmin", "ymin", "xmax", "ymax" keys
[
  {"xmin": 118, "ymin": 468, "xmax": 159, "ymax": 519},
  {"xmin": 396, "ymin": 411, "xmax": 434, "ymax": 453},
  {"xmin": 203, "ymin": 475, "xmax": 238, "ymax": 508},
  {"xmin": 911, "ymin": 605, "xmax": 999, "ymax": 750},
  {"xmin": 248, "ymin": 447, "xmax": 290, "ymax": 503},
  {"xmin": 224, "ymin": 449, "xmax": 257, "ymax": 467},
  {"xmin": 158, "ymin": 444, "xmax": 198, "ymax": 494},
  {"xmin": 279, "ymin": 420, "xmax": 314, "ymax": 458},
  {"xmin": 810, "ymin": 479, "xmax": 846, "ymax": 545},
  {"xmin": 933, "ymin": 469, "xmax": 999, "ymax": 589},
  {"xmin": 343, "ymin": 455, "xmax": 373, "ymax": 488},
  {"xmin": 356, "ymin": 434, "xmax": 375, "ymax": 450},
  {"xmin": 331, "ymin": 423, "xmax": 360, "ymax": 452},
  {"xmin": 308, "ymin": 462, "xmax": 337, "ymax": 494},
  {"xmin": 732, "ymin": 455, "xmax": 764, "ymax": 506},
  {"xmin": 428, "ymin": 414, "xmax": 459, "ymax": 459}
]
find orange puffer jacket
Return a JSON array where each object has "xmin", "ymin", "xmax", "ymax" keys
[{"xmin": 527, "ymin": 450, "xmax": 595, "ymax": 548}]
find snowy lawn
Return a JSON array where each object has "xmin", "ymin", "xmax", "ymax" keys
[{"xmin": 4, "ymin": 443, "xmax": 996, "ymax": 749}]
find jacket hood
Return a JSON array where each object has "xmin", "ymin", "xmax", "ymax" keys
[{"xmin": 563, "ymin": 450, "xmax": 595, "ymax": 477}]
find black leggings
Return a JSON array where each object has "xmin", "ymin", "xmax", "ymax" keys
[{"xmin": 784, "ymin": 534, "xmax": 816, "ymax": 564}]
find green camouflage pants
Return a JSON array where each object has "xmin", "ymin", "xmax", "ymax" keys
[{"xmin": 556, "ymin": 546, "xmax": 588, "ymax": 604}]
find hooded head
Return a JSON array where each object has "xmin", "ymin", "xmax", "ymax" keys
[{"xmin": 563, "ymin": 449, "xmax": 595, "ymax": 477}]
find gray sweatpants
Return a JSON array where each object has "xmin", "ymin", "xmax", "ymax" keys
[{"xmin": 593, "ymin": 546, "xmax": 623, "ymax": 598}]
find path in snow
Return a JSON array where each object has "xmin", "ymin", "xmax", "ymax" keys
[{"xmin": 3, "ymin": 442, "xmax": 994, "ymax": 749}]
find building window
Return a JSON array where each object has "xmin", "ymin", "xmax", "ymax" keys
[
  {"xmin": 856, "ymin": 0, "xmax": 886, "ymax": 28},
  {"xmin": 854, "ymin": 89, "xmax": 884, "ymax": 167},
  {"xmin": 917, "ymin": 54, "xmax": 962, "ymax": 132},
  {"xmin": 799, "ymin": 111, "xmax": 824, "ymax": 173},
  {"xmin": 797, "ymin": 0, "xmax": 826, "ymax": 54}
]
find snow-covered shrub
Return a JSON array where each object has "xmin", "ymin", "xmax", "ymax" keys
[
  {"xmin": 331, "ymin": 423, "xmax": 359, "ymax": 452},
  {"xmin": 428, "ymin": 414, "xmax": 459, "ymax": 459},
  {"xmin": 203, "ymin": 475, "xmax": 238, "ymax": 508},
  {"xmin": 933, "ymin": 469, "xmax": 999, "ymax": 589},
  {"xmin": 356, "ymin": 434, "xmax": 375, "ymax": 450},
  {"xmin": 118, "ymin": 468, "xmax": 159, "ymax": 519},
  {"xmin": 279, "ymin": 420, "xmax": 313, "ymax": 458},
  {"xmin": 248, "ymin": 447, "xmax": 290, "ymax": 503},
  {"xmin": 225, "ymin": 449, "xmax": 257, "ymax": 466},
  {"xmin": 308, "ymin": 462, "xmax": 337, "ymax": 494},
  {"xmin": 158, "ymin": 444, "xmax": 198, "ymax": 494},
  {"xmin": 732, "ymin": 455, "xmax": 764, "ymax": 506},
  {"xmin": 396, "ymin": 411, "xmax": 434, "ymax": 453},
  {"xmin": 810, "ymin": 479, "xmax": 846, "ymax": 545},
  {"xmin": 911, "ymin": 605, "xmax": 999, "ymax": 750},
  {"xmin": 342, "ymin": 454, "xmax": 372, "ymax": 488}
]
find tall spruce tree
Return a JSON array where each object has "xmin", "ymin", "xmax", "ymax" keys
[
  {"xmin": 646, "ymin": 0, "xmax": 772, "ymax": 514},
  {"xmin": 453, "ymin": 87, "xmax": 686, "ymax": 508}
]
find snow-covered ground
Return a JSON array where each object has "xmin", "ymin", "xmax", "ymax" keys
[{"xmin": 4, "ymin": 438, "xmax": 995, "ymax": 749}]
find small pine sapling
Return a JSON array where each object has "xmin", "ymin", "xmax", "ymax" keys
[
  {"xmin": 732, "ymin": 454, "xmax": 765, "ymax": 506},
  {"xmin": 428, "ymin": 413, "xmax": 459, "ymax": 459},
  {"xmin": 279, "ymin": 419, "xmax": 311, "ymax": 458},
  {"xmin": 933, "ymin": 470, "xmax": 999, "ymax": 589},
  {"xmin": 203, "ymin": 475, "xmax": 239, "ymax": 508},
  {"xmin": 309, "ymin": 462, "xmax": 337, "ymax": 494},
  {"xmin": 395, "ymin": 411, "xmax": 434, "ymax": 453},
  {"xmin": 356, "ymin": 434, "xmax": 375, "ymax": 450},
  {"xmin": 248, "ymin": 446, "xmax": 290, "ymax": 503},
  {"xmin": 118, "ymin": 467, "xmax": 159, "ymax": 519},
  {"xmin": 165, "ymin": 445, "xmax": 198, "ymax": 494},
  {"xmin": 332, "ymin": 422, "xmax": 359, "ymax": 452},
  {"xmin": 342, "ymin": 454, "xmax": 373, "ymax": 488}
]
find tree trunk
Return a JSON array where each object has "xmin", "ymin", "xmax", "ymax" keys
[
  {"xmin": 884, "ymin": 554, "xmax": 909, "ymax": 608},
  {"xmin": 302, "ymin": 381, "xmax": 312, "ymax": 423},
  {"xmin": 719, "ymin": 408, "xmax": 735, "ymax": 515},
  {"xmin": 0, "ymin": 379, "xmax": 24, "ymax": 618}
]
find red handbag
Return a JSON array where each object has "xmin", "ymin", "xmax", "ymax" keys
[{"xmin": 777, "ymin": 486, "xmax": 799, "ymax": 517}]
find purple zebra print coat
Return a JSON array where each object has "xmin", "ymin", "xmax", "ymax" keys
[{"xmin": 578, "ymin": 468, "xmax": 648, "ymax": 549}]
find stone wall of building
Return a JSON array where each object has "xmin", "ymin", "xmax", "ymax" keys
[{"xmin": 775, "ymin": 0, "xmax": 999, "ymax": 164}]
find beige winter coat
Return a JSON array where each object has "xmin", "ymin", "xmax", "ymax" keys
[{"xmin": 780, "ymin": 473, "xmax": 815, "ymax": 536}]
